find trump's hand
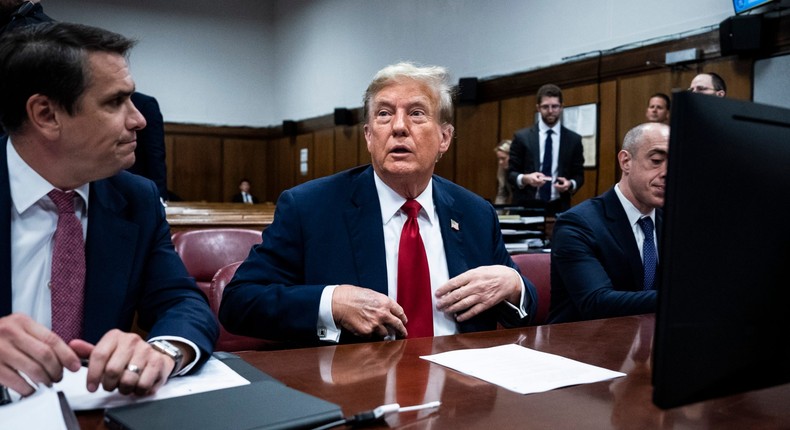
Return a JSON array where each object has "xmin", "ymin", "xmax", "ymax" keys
[
  {"xmin": 435, "ymin": 265, "xmax": 521, "ymax": 322},
  {"xmin": 332, "ymin": 285, "xmax": 408, "ymax": 339}
]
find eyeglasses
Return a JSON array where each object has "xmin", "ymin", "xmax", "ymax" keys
[
  {"xmin": 539, "ymin": 104, "xmax": 562, "ymax": 111},
  {"xmin": 687, "ymin": 86, "xmax": 717, "ymax": 93}
]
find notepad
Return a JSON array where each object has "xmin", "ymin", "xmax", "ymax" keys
[{"xmin": 104, "ymin": 380, "xmax": 343, "ymax": 430}]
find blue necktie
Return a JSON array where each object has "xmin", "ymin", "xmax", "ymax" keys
[
  {"xmin": 539, "ymin": 130, "xmax": 553, "ymax": 201},
  {"xmin": 637, "ymin": 217, "xmax": 657, "ymax": 290}
]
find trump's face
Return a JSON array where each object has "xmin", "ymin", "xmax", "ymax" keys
[{"xmin": 364, "ymin": 79, "xmax": 452, "ymax": 197}]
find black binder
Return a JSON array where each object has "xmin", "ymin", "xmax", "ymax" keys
[
  {"xmin": 104, "ymin": 380, "xmax": 343, "ymax": 430},
  {"xmin": 104, "ymin": 353, "xmax": 343, "ymax": 430}
]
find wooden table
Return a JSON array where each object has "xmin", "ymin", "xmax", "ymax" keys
[{"xmin": 77, "ymin": 315, "xmax": 790, "ymax": 429}]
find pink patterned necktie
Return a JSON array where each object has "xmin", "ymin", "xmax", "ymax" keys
[
  {"xmin": 397, "ymin": 199, "xmax": 433, "ymax": 338},
  {"xmin": 48, "ymin": 189, "xmax": 86, "ymax": 342}
]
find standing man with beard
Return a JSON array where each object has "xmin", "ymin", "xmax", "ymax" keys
[
  {"xmin": 508, "ymin": 84, "xmax": 585, "ymax": 215},
  {"xmin": 548, "ymin": 122, "xmax": 669, "ymax": 323}
]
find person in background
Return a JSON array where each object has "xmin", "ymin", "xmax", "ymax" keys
[
  {"xmin": 231, "ymin": 178, "xmax": 259, "ymax": 204},
  {"xmin": 494, "ymin": 140, "xmax": 513, "ymax": 205},
  {"xmin": 220, "ymin": 62, "xmax": 537, "ymax": 345},
  {"xmin": 645, "ymin": 93, "xmax": 670, "ymax": 124},
  {"xmin": 508, "ymin": 84, "xmax": 585, "ymax": 215},
  {"xmin": 0, "ymin": 22, "xmax": 217, "ymax": 398},
  {"xmin": 127, "ymin": 92, "xmax": 168, "ymax": 202},
  {"xmin": 688, "ymin": 72, "xmax": 726, "ymax": 97},
  {"xmin": 548, "ymin": 122, "xmax": 669, "ymax": 323}
]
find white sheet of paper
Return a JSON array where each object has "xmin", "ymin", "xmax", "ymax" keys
[
  {"xmin": 0, "ymin": 386, "xmax": 67, "ymax": 430},
  {"xmin": 421, "ymin": 343, "xmax": 625, "ymax": 395},
  {"xmin": 55, "ymin": 356, "xmax": 250, "ymax": 410}
]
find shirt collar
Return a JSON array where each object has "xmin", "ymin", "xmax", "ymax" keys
[
  {"xmin": 614, "ymin": 183, "xmax": 655, "ymax": 227},
  {"xmin": 7, "ymin": 138, "xmax": 90, "ymax": 214},
  {"xmin": 538, "ymin": 118, "xmax": 561, "ymax": 135},
  {"xmin": 373, "ymin": 171, "xmax": 435, "ymax": 227}
]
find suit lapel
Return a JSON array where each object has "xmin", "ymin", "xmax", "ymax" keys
[
  {"xmin": 82, "ymin": 179, "xmax": 140, "ymax": 341},
  {"xmin": 344, "ymin": 167, "xmax": 389, "ymax": 295},
  {"xmin": 528, "ymin": 125, "xmax": 541, "ymax": 172},
  {"xmin": 433, "ymin": 179, "xmax": 468, "ymax": 278},
  {"xmin": 1, "ymin": 138, "xmax": 12, "ymax": 316},
  {"xmin": 601, "ymin": 189, "xmax": 645, "ymax": 290}
]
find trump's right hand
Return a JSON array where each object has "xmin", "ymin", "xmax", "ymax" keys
[{"xmin": 331, "ymin": 285, "xmax": 408, "ymax": 339}]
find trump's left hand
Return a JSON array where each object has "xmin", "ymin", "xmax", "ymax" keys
[{"xmin": 435, "ymin": 265, "xmax": 521, "ymax": 322}]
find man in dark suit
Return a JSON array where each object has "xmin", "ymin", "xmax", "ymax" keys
[
  {"xmin": 548, "ymin": 122, "xmax": 668, "ymax": 323},
  {"xmin": 0, "ymin": 22, "xmax": 217, "ymax": 398},
  {"xmin": 220, "ymin": 62, "xmax": 537, "ymax": 345},
  {"xmin": 508, "ymin": 84, "xmax": 585, "ymax": 214},
  {"xmin": 127, "ymin": 92, "xmax": 168, "ymax": 201},
  {"xmin": 230, "ymin": 178, "xmax": 259, "ymax": 204}
]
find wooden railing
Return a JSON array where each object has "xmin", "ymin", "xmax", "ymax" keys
[{"xmin": 165, "ymin": 202, "xmax": 275, "ymax": 233}]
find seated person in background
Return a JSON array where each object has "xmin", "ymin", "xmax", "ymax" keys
[
  {"xmin": 688, "ymin": 72, "xmax": 726, "ymax": 97},
  {"xmin": 645, "ymin": 92, "xmax": 670, "ymax": 124},
  {"xmin": 220, "ymin": 62, "xmax": 537, "ymax": 345},
  {"xmin": 548, "ymin": 122, "xmax": 669, "ymax": 323},
  {"xmin": 0, "ymin": 22, "xmax": 218, "ymax": 398},
  {"xmin": 494, "ymin": 140, "xmax": 513, "ymax": 205},
  {"xmin": 231, "ymin": 178, "xmax": 259, "ymax": 204}
]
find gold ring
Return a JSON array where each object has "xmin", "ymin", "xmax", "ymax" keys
[{"xmin": 126, "ymin": 364, "xmax": 141, "ymax": 374}]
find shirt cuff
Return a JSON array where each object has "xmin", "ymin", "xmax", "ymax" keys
[
  {"xmin": 503, "ymin": 267, "xmax": 528, "ymax": 318},
  {"xmin": 147, "ymin": 335, "xmax": 200, "ymax": 376},
  {"xmin": 318, "ymin": 285, "xmax": 341, "ymax": 343},
  {"xmin": 516, "ymin": 173, "xmax": 527, "ymax": 189}
]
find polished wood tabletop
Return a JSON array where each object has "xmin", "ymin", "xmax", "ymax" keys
[{"xmin": 77, "ymin": 314, "xmax": 790, "ymax": 429}]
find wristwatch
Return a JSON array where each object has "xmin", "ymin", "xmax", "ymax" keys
[{"xmin": 150, "ymin": 340, "xmax": 184, "ymax": 378}]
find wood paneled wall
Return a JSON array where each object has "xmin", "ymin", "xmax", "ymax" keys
[{"xmin": 162, "ymin": 16, "xmax": 789, "ymax": 205}]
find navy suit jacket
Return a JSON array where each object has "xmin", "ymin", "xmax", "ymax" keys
[
  {"xmin": 548, "ymin": 188, "xmax": 659, "ymax": 323},
  {"xmin": 507, "ymin": 124, "xmax": 585, "ymax": 211},
  {"xmin": 1, "ymin": 138, "xmax": 218, "ymax": 364},
  {"xmin": 219, "ymin": 165, "xmax": 538, "ymax": 344}
]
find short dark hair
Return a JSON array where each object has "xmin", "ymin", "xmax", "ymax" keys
[
  {"xmin": 0, "ymin": 22, "xmax": 136, "ymax": 133},
  {"xmin": 536, "ymin": 84, "xmax": 563, "ymax": 105},
  {"xmin": 648, "ymin": 92, "xmax": 671, "ymax": 110},
  {"xmin": 706, "ymin": 72, "xmax": 727, "ymax": 93}
]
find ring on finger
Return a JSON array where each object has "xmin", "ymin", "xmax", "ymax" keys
[{"xmin": 126, "ymin": 363, "xmax": 141, "ymax": 374}]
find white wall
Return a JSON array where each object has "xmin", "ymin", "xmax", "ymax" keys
[{"xmin": 48, "ymin": 0, "xmax": 733, "ymax": 127}]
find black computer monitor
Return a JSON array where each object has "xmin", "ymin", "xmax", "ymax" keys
[{"xmin": 652, "ymin": 92, "xmax": 790, "ymax": 409}]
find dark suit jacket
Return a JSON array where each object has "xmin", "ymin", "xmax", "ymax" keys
[
  {"xmin": 547, "ymin": 188, "xmax": 659, "ymax": 323},
  {"xmin": 507, "ymin": 124, "xmax": 585, "ymax": 211},
  {"xmin": 1, "ymin": 138, "xmax": 218, "ymax": 366},
  {"xmin": 219, "ymin": 165, "xmax": 538, "ymax": 344},
  {"xmin": 231, "ymin": 193, "xmax": 259, "ymax": 204},
  {"xmin": 127, "ymin": 92, "xmax": 168, "ymax": 201}
]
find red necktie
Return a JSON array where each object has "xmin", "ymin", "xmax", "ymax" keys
[
  {"xmin": 48, "ymin": 189, "xmax": 86, "ymax": 342},
  {"xmin": 397, "ymin": 199, "xmax": 433, "ymax": 338}
]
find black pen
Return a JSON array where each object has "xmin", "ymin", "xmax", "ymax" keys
[
  {"xmin": 0, "ymin": 385, "xmax": 11, "ymax": 406},
  {"xmin": 80, "ymin": 358, "xmax": 90, "ymax": 367}
]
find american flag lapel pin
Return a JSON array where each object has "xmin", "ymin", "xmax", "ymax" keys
[{"xmin": 451, "ymin": 219, "xmax": 460, "ymax": 231}]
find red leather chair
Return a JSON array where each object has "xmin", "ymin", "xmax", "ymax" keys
[
  {"xmin": 210, "ymin": 261, "xmax": 279, "ymax": 351},
  {"xmin": 171, "ymin": 228, "xmax": 262, "ymax": 298},
  {"xmin": 511, "ymin": 252, "xmax": 551, "ymax": 325}
]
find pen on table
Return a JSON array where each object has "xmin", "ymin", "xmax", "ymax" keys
[{"xmin": 0, "ymin": 385, "xmax": 12, "ymax": 406}]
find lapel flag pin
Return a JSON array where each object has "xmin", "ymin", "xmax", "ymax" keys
[{"xmin": 451, "ymin": 219, "xmax": 460, "ymax": 231}]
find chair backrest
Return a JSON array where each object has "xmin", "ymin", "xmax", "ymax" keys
[
  {"xmin": 511, "ymin": 252, "xmax": 551, "ymax": 325},
  {"xmin": 171, "ymin": 228, "xmax": 262, "ymax": 296},
  {"xmin": 209, "ymin": 261, "xmax": 279, "ymax": 352}
]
